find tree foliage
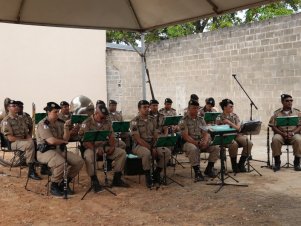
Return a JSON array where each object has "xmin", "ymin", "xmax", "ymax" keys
[{"xmin": 106, "ymin": 0, "xmax": 301, "ymax": 46}]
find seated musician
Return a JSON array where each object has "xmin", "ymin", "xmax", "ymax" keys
[
  {"xmin": 159, "ymin": 98, "xmax": 177, "ymax": 116},
  {"xmin": 130, "ymin": 100, "xmax": 171, "ymax": 188},
  {"xmin": 108, "ymin": 99, "xmax": 127, "ymax": 150},
  {"xmin": 1, "ymin": 100, "xmax": 41, "ymax": 180},
  {"xmin": 179, "ymin": 100, "xmax": 219, "ymax": 181},
  {"xmin": 216, "ymin": 99, "xmax": 253, "ymax": 173},
  {"xmin": 149, "ymin": 99, "xmax": 168, "ymax": 135},
  {"xmin": 183, "ymin": 94, "xmax": 201, "ymax": 116},
  {"xmin": 79, "ymin": 104, "xmax": 129, "ymax": 192},
  {"xmin": 15, "ymin": 101, "xmax": 33, "ymax": 137},
  {"xmin": 58, "ymin": 101, "xmax": 72, "ymax": 122},
  {"xmin": 269, "ymin": 94, "xmax": 301, "ymax": 171},
  {"xmin": 36, "ymin": 102, "xmax": 84, "ymax": 196}
]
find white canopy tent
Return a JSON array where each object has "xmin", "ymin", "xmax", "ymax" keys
[{"xmin": 0, "ymin": 0, "xmax": 279, "ymax": 32}]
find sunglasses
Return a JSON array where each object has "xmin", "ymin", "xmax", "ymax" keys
[{"xmin": 285, "ymin": 99, "xmax": 293, "ymax": 102}]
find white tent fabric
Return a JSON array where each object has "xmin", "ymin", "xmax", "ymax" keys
[{"xmin": 0, "ymin": 0, "xmax": 279, "ymax": 32}]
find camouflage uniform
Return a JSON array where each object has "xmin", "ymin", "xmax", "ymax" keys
[
  {"xmin": 130, "ymin": 114, "xmax": 171, "ymax": 171},
  {"xmin": 36, "ymin": 117, "xmax": 84, "ymax": 183},
  {"xmin": 269, "ymin": 108, "xmax": 301, "ymax": 157},
  {"xmin": 1, "ymin": 113, "xmax": 35, "ymax": 164},
  {"xmin": 179, "ymin": 115, "xmax": 219, "ymax": 166},
  {"xmin": 79, "ymin": 115, "xmax": 126, "ymax": 176},
  {"xmin": 216, "ymin": 113, "xmax": 253, "ymax": 158}
]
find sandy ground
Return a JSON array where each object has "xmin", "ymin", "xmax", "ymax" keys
[{"xmin": 1, "ymin": 133, "xmax": 301, "ymax": 226}]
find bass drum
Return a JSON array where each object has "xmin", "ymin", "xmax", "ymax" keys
[{"xmin": 69, "ymin": 95, "xmax": 95, "ymax": 116}]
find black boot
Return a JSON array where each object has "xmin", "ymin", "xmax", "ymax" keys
[
  {"xmin": 231, "ymin": 157, "xmax": 239, "ymax": 173},
  {"xmin": 144, "ymin": 170, "xmax": 153, "ymax": 188},
  {"xmin": 59, "ymin": 178, "xmax": 75, "ymax": 195},
  {"xmin": 153, "ymin": 167, "xmax": 162, "ymax": 184},
  {"xmin": 238, "ymin": 156, "xmax": 247, "ymax": 173},
  {"xmin": 40, "ymin": 164, "xmax": 52, "ymax": 176},
  {"xmin": 204, "ymin": 162, "xmax": 216, "ymax": 178},
  {"xmin": 91, "ymin": 175, "xmax": 103, "ymax": 193},
  {"xmin": 273, "ymin": 156, "xmax": 281, "ymax": 172},
  {"xmin": 50, "ymin": 182, "xmax": 63, "ymax": 197},
  {"xmin": 28, "ymin": 163, "xmax": 42, "ymax": 180},
  {"xmin": 112, "ymin": 172, "xmax": 129, "ymax": 187},
  {"xmin": 193, "ymin": 165, "xmax": 204, "ymax": 182},
  {"xmin": 294, "ymin": 157, "xmax": 301, "ymax": 171}
]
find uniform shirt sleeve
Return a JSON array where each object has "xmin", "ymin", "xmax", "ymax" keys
[
  {"xmin": 1, "ymin": 119, "xmax": 12, "ymax": 136},
  {"xmin": 130, "ymin": 119, "xmax": 139, "ymax": 136},
  {"xmin": 234, "ymin": 114, "xmax": 241, "ymax": 125},
  {"xmin": 179, "ymin": 119, "xmax": 188, "ymax": 134},
  {"xmin": 37, "ymin": 122, "xmax": 54, "ymax": 140},
  {"xmin": 79, "ymin": 120, "xmax": 89, "ymax": 136},
  {"xmin": 268, "ymin": 114, "xmax": 276, "ymax": 126}
]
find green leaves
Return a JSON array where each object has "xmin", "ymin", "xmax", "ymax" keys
[{"xmin": 107, "ymin": 1, "xmax": 301, "ymax": 46}]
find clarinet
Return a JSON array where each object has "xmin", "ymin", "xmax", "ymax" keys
[
  {"xmin": 103, "ymin": 143, "xmax": 109, "ymax": 186},
  {"xmin": 267, "ymin": 127, "xmax": 271, "ymax": 167},
  {"xmin": 61, "ymin": 144, "xmax": 68, "ymax": 199}
]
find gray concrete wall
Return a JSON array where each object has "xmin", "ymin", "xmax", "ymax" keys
[{"xmin": 107, "ymin": 13, "xmax": 301, "ymax": 125}]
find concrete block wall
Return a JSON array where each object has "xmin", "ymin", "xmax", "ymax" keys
[{"xmin": 107, "ymin": 13, "xmax": 301, "ymax": 125}]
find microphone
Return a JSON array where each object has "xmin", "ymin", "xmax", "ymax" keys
[{"xmin": 232, "ymin": 74, "xmax": 236, "ymax": 77}]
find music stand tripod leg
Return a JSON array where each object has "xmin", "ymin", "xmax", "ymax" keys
[{"xmin": 161, "ymin": 151, "xmax": 184, "ymax": 187}]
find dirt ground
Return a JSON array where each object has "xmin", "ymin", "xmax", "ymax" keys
[{"xmin": 1, "ymin": 133, "xmax": 301, "ymax": 226}]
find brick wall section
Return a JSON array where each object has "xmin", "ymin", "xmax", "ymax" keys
[
  {"xmin": 106, "ymin": 48, "xmax": 142, "ymax": 119},
  {"xmin": 107, "ymin": 13, "xmax": 301, "ymax": 126}
]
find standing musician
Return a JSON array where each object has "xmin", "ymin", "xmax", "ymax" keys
[
  {"xmin": 79, "ymin": 104, "xmax": 129, "ymax": 191},
  {"xmin": 130, "ymin": 100, "xmax": 171, "ymax": 188},
  {"xmin": 58, "ymin": 101, "xmax": 72, "ymax": 122},
  {"xmin": 159, "ymin": 98, "xmax": 177, "ymax": 116},
  {"xmin": 36, "ymin": 102, "xmax": 84, "ymax": 197},
  {"xmin": 179, "ymin": 100, "xmax": 219, "ymax": 181},
  {"xmin": 216, "ymin": 99, "xmax": 253, "ymax": 173},
  {"xmin": 1, "ymin": 100, "xmax": 41, "ymax": 180},
  {"xmin": 269, "ymin": 94, "xmax": 301, "ymax": 171}
]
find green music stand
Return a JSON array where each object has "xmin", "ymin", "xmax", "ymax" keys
[
  {"xmin": 81, "ymin": 130, "xmax": 116, "ymax": 200},
  {"xmin": 162, "ymin": 116, "xmax": 183, "ymax": 126},
  {"xmin": 35, "ymin": 113, "xmax": 46, "ymax": 124},
  {"xmin": 276, "ymin": 116, "xmax": 299, "ymax": 168},
  {"xmin": 112, "ymin": 121, "xmax": 130, "ymax": 133},
  {"xmin": 154, "ymin": 136, "xmax": 184, "ymax": 187},
  {"xmin": 71, "ymin": 114, "xmax": 88, "ymax": 124},
  {"xmin": 276, "ymin": 116, "xmax": 299, "ymax": 127},
  {"xmin": 204, "ymin": 112, "xmax": 221, "ymax": 124},
  {"xmin": 207, "ymin": 131, "xmax": 248, "ymax": 193}
]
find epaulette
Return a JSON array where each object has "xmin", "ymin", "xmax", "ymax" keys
[
  {"xmin": 24, "ymin": 112, "xmax": 30, "ymax": 117},
  {"xmin": 293, "ymin": 108, "xmax": 300, "ymax": 112},
  {"xmin": 274, "ymin": 108, "xmax": 282, "ymax": 114},
  {"xmin": 44, "ymin": 119, "xmax": 50, "ymax": 125},
  {"xmin": 171, "ymin": 108, "xmax": 176, "ymax": 111},
  {"xmin": 57, "ymin": 118, "xmax": 65, "ymax": 123}
]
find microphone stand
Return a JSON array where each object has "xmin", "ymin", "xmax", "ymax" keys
[{"xmin": 232, "ymin": 75, "xmax": 266, "ymax": 168}]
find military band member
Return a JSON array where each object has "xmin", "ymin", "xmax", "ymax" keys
[
  {"xmin": 58, "ymin": 101, "xmax": 72, "ymax": 122},
  {"xmin": 1, "ymin": 100, "xmax": 41, "ymax": 180},
  {"xmin": 216, "ymin": 99, "xmax": 253, "ymax": 173},
  {"xmin": 15, "ymin": 101, "xmax": 33, "ymax": 136},
  {"xmin": 149, "ymin": 99, "xmax": 167, "ymax": 135},
  {"xmin": 269, "ymin": 94, "xmax": 301, "ymax": 171},
  {"xmin": 108, "ymin": 100, "xmax": 123, "ymax": 122},
  {"xmin": 130, "ymin": 100, "xmax": 171, "ymax": 188},
  {"xmin": 36, "ymin": 102, "xmax": 84, "ymax": 196},
  {"xmin": 79, "ymin": 104, "xmax": 128, "ymax": 191},
  {"xmin": 199, "ymin": 97, "xmax": 217, "ymax": 117},
  {"xmin": 159, "ymin": 98, "xmax": 177, "ymax": 116},
  {"xmin": 179, "ymin": 100, "xmax": 219, "ymax": 181},
  {"xmin": 183, "ymin": 94, "xmax": 201, "ymax": 116},
  {"xmin": 108, "ymin": 99, "xmax": 127, "ymax": 150}
]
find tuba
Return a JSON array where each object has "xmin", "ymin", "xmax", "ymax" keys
[{"xmin": 70, "ymin": 95, "xmax": 95, "ymax": 116}]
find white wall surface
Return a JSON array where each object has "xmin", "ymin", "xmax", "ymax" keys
[{"xmin": 0, "ymin": 23, "xmax": 106, "ymax": 114}]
